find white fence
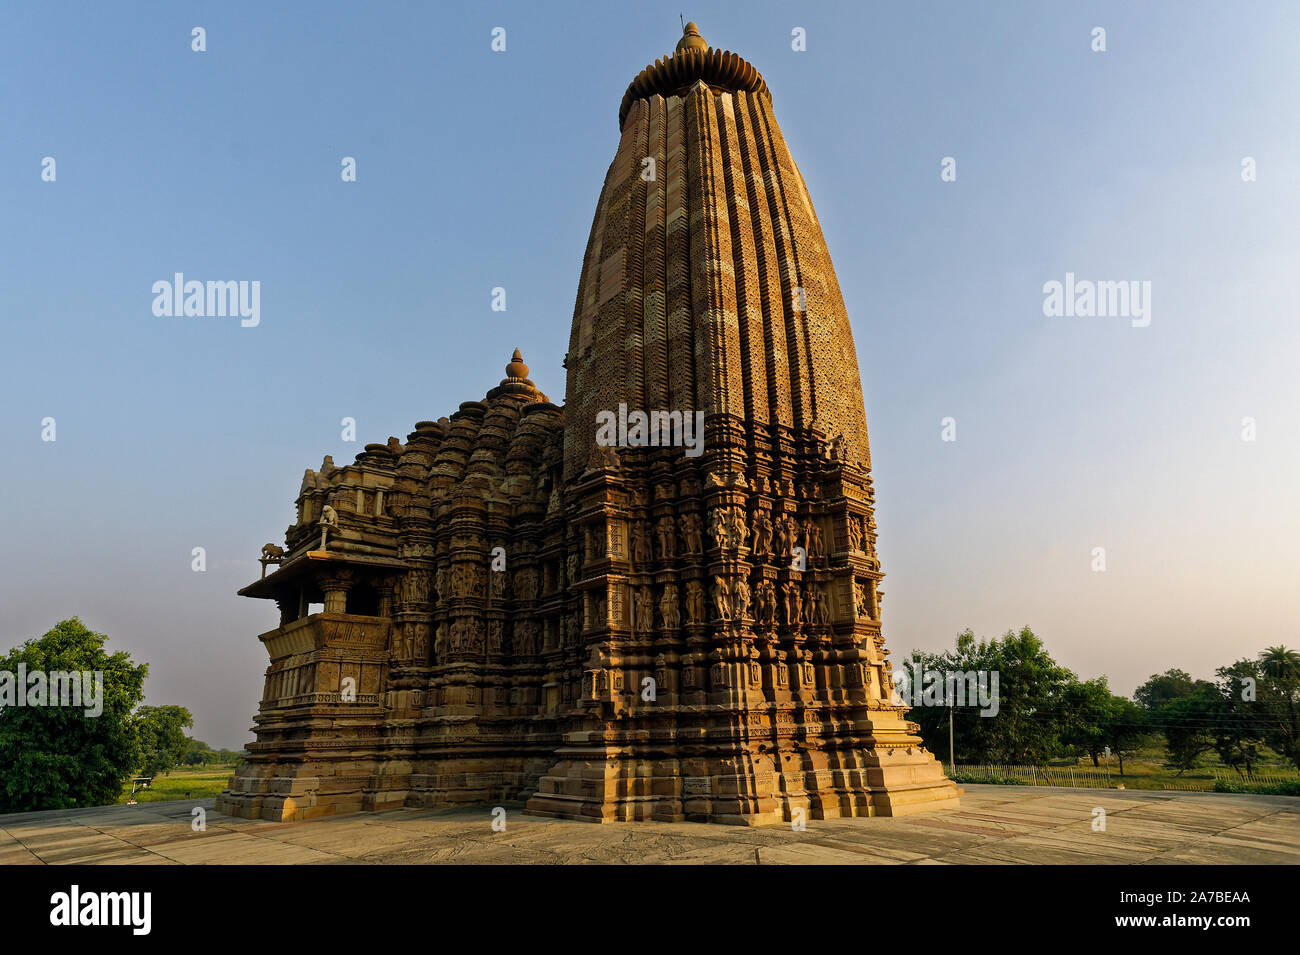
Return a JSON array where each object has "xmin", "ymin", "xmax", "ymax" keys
[{"xmin": 947, "ymin": 763, "xmax": 1298, "ymax": 791}]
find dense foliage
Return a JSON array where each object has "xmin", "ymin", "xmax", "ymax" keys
[
  {"xmin": 904, "ymin": 629, "xmax": 1300, "ymax": 777},
  {"xmin": 0, "ymin": 619, "xmax": 147, "ymax": 812}
]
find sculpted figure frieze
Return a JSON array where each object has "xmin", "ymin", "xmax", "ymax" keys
[
  {"xmin": 680, "ymin": 512, "xmax": 703, "ymax": 555},
  {"xmin": 632, "ymin": 520, "xmax": 653, "ymax": 563},
  {"xmin": 659, "ymin": 583, "xmax": 680, "ymax": 630},
  {"xmin": 774, "ymin": 514, "xmax": 793, "ymax": 557},
  {"xmin": 752, "ymin": 510, "xmax": 772, "ymax": 556},
  {"xmin": 712, "ymin": 575, "xmax": 730, "ymax": 620},
  {"xmin": 848, "ymin": 515, "xmax": 863, "ymax": 552},
  {"xmin": 785, "ymin": 582, "xmax": 803, "ymax": 628},
  {"xmin": 708, "ymin": 509, "xmax": 728, "ymax": 550},
  {"xmin": 756, "ymin": 579, "xmax": 777, "ymax": 625},
  {"xmin": 685, "ymin": 580, "xmax": 706, "ymax": 624},
  {"xmin": 656, "ymin": 515, "xmax": 676, "ymax": 560},
  {"xmin": 732, "ymin": 577, "xmax": 750, "ymax": 620},
  {"xmin": 635, "ymin": 585, "xmax": 654, "ymax": 633},
  {"xmin": 855, "ymin": 580, "xmax": 873, "ymax": 619}
]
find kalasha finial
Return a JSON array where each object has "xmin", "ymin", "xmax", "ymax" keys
[
  {"xmin": 506, "ymin": 348, "xmax": 529, "ymax": 380},
  {"xmin": 676, "ymin": 20, "xmax": 707, "ymax": 54}
]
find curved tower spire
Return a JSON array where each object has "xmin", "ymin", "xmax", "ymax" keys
[{"xmin": 564, "ymin": 22, "xmax": 869, "ymax": 482}]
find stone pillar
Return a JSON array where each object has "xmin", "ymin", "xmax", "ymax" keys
[
  {"xmin": 275, "ymin": 596, "xmax": 296, "ymax": 627},
  {"xmin": 320, "ymin": 571, "xmax": 354, "ymax": 614},
  {"xmin": 377, "ymin": 576, "xmax": 396, "ymax": 617}
]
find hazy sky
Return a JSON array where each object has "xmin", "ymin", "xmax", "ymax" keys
[{"xmin": 2, "ymin": 2, "xmax": 1296, "ymax": 749}]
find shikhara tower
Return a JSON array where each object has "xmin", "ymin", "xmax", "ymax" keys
[{"xmin": 218, "ymin": 24, "xmax": 958, "ymax": 825}]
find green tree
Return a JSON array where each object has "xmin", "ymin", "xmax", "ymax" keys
[
  {"xmin": 135, "ymin": 705, "xmax": 194, "ymax": 776},
  {"xmin": 1060, "ymin": 677, "xmax": 1114, "ymax": 766},
  {"xmin": 182, "ymin": 737, "xmax": 219, "ymax": 765},
  {"xmin": 1248, "ymin": 647, "xmax": 1300, "ymax": 771},
  {"xmin": 1259, "ymin": 646, "xmax": 1300, "ymax": 681},
  {"xmin": 1134, "ymin": 669, "xmax": 1198, "ymax": 711},
  {"xmin": 1135, "ymin": 668, "xmax": 1220, "ymax": 775},
  {"xmin": 0, "ymin": 619, "xmax": 147, "ymax": 812},
  {"xmin": 1159, "ymin": 686, "xmax": 1219, "ymax": 774},
  {"xmin": 1209, "ymin": 660, "xmax": 1265, "ymax": 779},
  {"xmin": 905, "ymin": 627, "xmax": 1076, "ymax": 766},
  {"xmin": 1100, "ymin": 696, "xmax": 1149, "ymax": 776}
]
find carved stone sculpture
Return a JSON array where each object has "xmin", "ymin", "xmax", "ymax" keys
[
  {"xmin": 635, "ymin": 585, "xmax": 654, "ymax": 633},
  {"xmin": 733, "ymin": 577, "xmax": 750, "ymax": 620},
  {"xmin": 656, "ymin": 515, "xmax": 676, "ymax": 559},
  {"xmin": 712, "ymin": 575, "xmax": 730, "ymax": 620},
  {"xmin": 680, "ymin": 512, "xmax": 703, "ymax": 555},
  {"xmin": 685, "ymin": 580, "xmax": 706, "ymax": 624},
  {"xmin": 659, "ymin": 583, "xmax": 680, "ymax": 630},
  {"xmin": 752, "ymin": 511, "xmax": 772, "ymax": 556}
]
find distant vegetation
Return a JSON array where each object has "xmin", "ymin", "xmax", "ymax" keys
[
  {"xmin": 908, "ymin": 629, "xmax": 1300, "ymax": 788},
  {"xmin": 182, "ymin": 737, "xmax": 245, "ymax": 767}
]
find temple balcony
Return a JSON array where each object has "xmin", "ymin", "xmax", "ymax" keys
[
  {"xmin": 254, "ymin": 612, "xmax": 391, "ymax": 712},
  {"xmin": 258, "ymin": 611, "xmax": 391, "ymax": 662}
]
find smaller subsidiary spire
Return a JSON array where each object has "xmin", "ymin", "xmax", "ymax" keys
[
  {"xmin": 676, "ymin": 21, "xmax": 708, "ymax": 54},
  {"xmin": 487, "ymin": 347, "xmax": 547, "ymax": 402}
]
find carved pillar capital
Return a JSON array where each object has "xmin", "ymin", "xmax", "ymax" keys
[{"xmin": 319, "ymin": 570, "xmax": 355, "ymax": 613}]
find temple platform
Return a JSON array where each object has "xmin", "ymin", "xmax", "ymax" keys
[{"xmin": 2, "ymin": 785, "xmax": 1296, "ymax": 865}]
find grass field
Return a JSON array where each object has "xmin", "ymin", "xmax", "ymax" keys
[
  {"xmin": 949, "ymin": 742, "xmax": 1300, "ymax": 792},
  {"xmin": 116, "ymin": 764, "xmax": 239, "ymax": 805}
]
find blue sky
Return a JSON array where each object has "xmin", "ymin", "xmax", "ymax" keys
[{"xmin": 2, "ymin": 1, "xmax": 1296, "ymax": 748}]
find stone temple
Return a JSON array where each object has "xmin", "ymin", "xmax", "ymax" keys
[{"xmin": 217, "ymin": 23, "xmax": 959, "ymax": 824}]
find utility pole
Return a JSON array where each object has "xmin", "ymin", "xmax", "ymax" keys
[{"xmin": 948, "ymin": 691, "xmax": 955, "ymax": 774}]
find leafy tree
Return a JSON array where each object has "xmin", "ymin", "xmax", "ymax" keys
[
  {"xmin": 1259, "ymin": 646, "xmax": 1300, "ymax": 682},
  {"xmin": 1135, "ymin": 669, "xmax": 1198, "ymax": 711},
  {"xmin": 0, "ymin": 619, "xmax": 146, "ymax": 811},
  {"xmin": 905, "ymin": 627, "xmax": 1076, "ymax": 766},
  {"xmin": 1100, "ymin": 696, "xmax": 1149, "ymax": 776},
  {"xmin": 1209, "ymin": 660, "xmax": 1265, "ymax": 779},
  {"xmin": 135, "ymin": 705, "xmax": 194, "ymax": 776},
  {"xmin": 1135, "ymin": 668, "xmax": 1221, "ymax": 775},
  {"xmin": 182, "ymin": 738, "xmax": 218, "ymax": 765},
  {"xmin": 1060, "ymin": 677, "xmax": 1114, "ymax": 766},
  {"xmin": 1159, "ymin": 687, "xmax": 1219, "ymax": 774},
  {"xmin": 1247, "ymin": 647, "xmax": 1300, "ymax": 771}
]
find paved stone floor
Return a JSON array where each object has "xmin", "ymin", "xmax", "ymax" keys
[{"xmin": 1, "ymin": 785, "xmax": 1297, "ymax": 864}]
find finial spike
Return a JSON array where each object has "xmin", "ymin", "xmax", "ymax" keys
[{"xmin": 505, "ymin": 348, "xmax": 530, "ymax": 381}]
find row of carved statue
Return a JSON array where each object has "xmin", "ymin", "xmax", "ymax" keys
[
  {"xmin": 375, "ymin": 509, "xmax": 881, "ymax": 617},
  {"xmin": 622, "ymin": 505, "xmax": 884, "ymax": 566},
  {"xmin": 391, "ymin": 610, "xmax": 586, "ymax": 663},
  {"xmin": 388, "ymin": 571, "xmax": 881, "ymax": 662},
  {"xmin": 627, "ymin": 577, "xmax": 838, "ymax": 631}
]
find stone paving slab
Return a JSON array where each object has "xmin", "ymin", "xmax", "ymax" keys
[{"xmin": 0, "ymin": 785, "xmax": 1296, "ymax": 865}]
